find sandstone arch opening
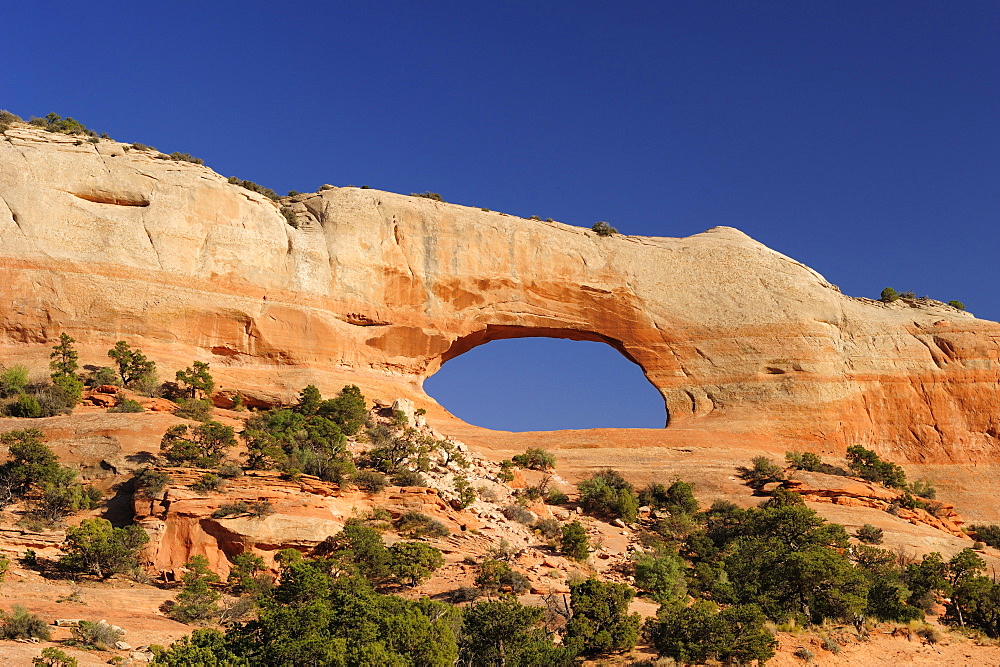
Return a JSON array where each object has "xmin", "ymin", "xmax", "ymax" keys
[{"xmin": 424, "ymin": 335, "xmax": 668, "ymax": 432}]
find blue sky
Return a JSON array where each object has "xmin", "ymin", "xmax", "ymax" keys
[{"xmin": 3, "ymin": 2, "xmax": 998, "ymax": 430}]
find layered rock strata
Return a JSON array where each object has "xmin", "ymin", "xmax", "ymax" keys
[{"xmin": 3, "ymin": 123, "xmax": 1000, "ymax": 461}]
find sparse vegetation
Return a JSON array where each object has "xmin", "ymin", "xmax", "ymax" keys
[
  {"xmin": 855, "ymin": 523, "xmax": 884, "ymax": 544},
  {"xmin": 592, "ymin": 220, "xmax": 617, "ymax": 236},
  {"xmin": 847, "ymin": 444, "xmax": 907, "ymax": 488},
  {"xmin": 160, "ymin": 421, "xmax": 236, "ymax": 467},
  {"xmin": 353, "ymin": 469, "xmax": 388, "ymax": 493},
  {"xmin": 227, "ymin": 176, "xmax": 279, "ymax": 201},
  {"xmin": 395, "ymin": 511, "xmax": 449, "ymax": 538},
  {"xmin": 577, "ymin": 468, "xmax": 639, "ymax": 522},
  {"xmin": 949, "ymin": 300, "xmax": 966, "ymax": 310},
  {"xmin": 561, "ymin": 520, "xmax": 590, "ymax": 561},
  {"xmin": 511, "ymin": 447, "xmax": 556, "ymax": 471},
  {"xmin": 0, "ymin": 605, "xmax": 52, "ymax": 640},
  {"xmin": 411, "ymin": 191, "xmax": 443, "ymax": 201},
  {"xmin": 881, "ymin": 287, "xmax": 901, "ymax": 302}
]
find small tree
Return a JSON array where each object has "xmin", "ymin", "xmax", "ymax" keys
[
  {"xmin": 316, "ymin": 385, "xmax": 367, "ymax": 435},
  {"xmin": 577, "ymin": 469, "xmax": 638, "ymax": 522},
  {"xmin": 948, "ymin": 300, "xmax": 966, "ymax": 310},
  {"xmin": 61, "ymin": 518, "xmax": 149, "ymax": 579},
  {"xmin": 160, "ymin": 421, "xmax": 236, "ymax": 467},
  {"xmin": 49, "ymin": 333, "xmax": 79, "ymax": 378},
  {"xmin": 32, "ymin": 647, "xmax": 78, "ymax": 667},
  {"xmin": 227, "ymin": 552, "xmax": 267, "ymax": 596},
  {"xmin": 855, "ymin": 524, "xmax": 884, "ymax": 545},
  {"xmin": 881, "ymin": 287, "xmax": 901, "ymax": 302},
  {"xmin": 175, "ymin": 361, "xmax": 215, "ymax": 399},
  {"xmin": 388, "ymin": 541, "xmax": 445, "ymax": 587},
  {"xmin": 592, "ymin": 221, "xmax": 617, "ymax": 237},
  {"xmin": 561, "ymin": 520, "xmax": 590, "ymax": 561},
  {"xmin": 107, "ymin": 340, "xmax": 156, "ymax": 388},
  {"xmin": 0, "ymin": 429, "xmax": 60, "ymax": 498},
  {"xmin": 846, "ymin": 445, "xmax": 907, "ymax": 488},
  {"xmin": 564, "ymin": 578, "xmax": 642, "ymax": 656},
  {"xmin": 171, "ymin": 555, "xmax": 221, "ymax": 624},
  {"xmin": 295, "ymin": 384, "xmax": 322, "ymax": 416},
  {"xmin": 511, "ymin": 448, "xmax": 556, "ymax": 471}
]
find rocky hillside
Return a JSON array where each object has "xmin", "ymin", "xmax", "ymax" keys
[{"xmin": 3, "ymin": 122, "xmax": 1000, "ymax": 463}]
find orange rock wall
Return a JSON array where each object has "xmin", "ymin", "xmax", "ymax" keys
[{"xmin": 3, "ymin": 125, "xmax": 1000, "ymax": 462}]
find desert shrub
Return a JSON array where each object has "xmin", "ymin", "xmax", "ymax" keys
[
  {"xmin": 512, "ymin": 448, "xmax": 556, "ymax": 471},
  {"xmin": 881, "ymin": 287, "xmax": 901, "ymax": 302},
  {"xmin": 497, "ymin": 459, "xmax": 515, "ymax": 483},
  {"xmin": 353, "ymin": 469, "xmax": 387, "ymax": 493},
  {"xmin": 546, "ymin": 488, "xmax": 569, "ymax": 505},
  {"xmin": 0, "ymin": 110, "xmax": 20, "ymax": 129},
  {"xmin": 449, "ymin": 586, "xmax": 481, "ymax": 603},
  {"xmin": 227, "ymin": 552, "xmax": 267, "ymax": 596},
  {"xmin": 388, "ymin": 541, "xmax": 445, "ymax": 587},
  {"xmin": 227, "ymin": 176, "xmax": 279, "ymax": 200},
  {"xmin": 216, "ymin": 462, "xmax": 243, "ymax": 478},
  {"xmin": 32, "ymin": 647, "xmax": 78, "ymax": 666},
  {"xmin": 7, "ymin": 392, "xmax": 42, "ymax": 417},
  {"xmin": 0, "ymin": 605, "xmax": 51, "ymax": 640},
  {"xmin": 60, "ymin": 518, "xmax": 149, "ymax": 579},
  {"xmin": 0, "ymin": 429, "xmax": 60, "ymax": 495},
  {"xmin": 794, "ymin": 647, "xmax": 814, "ymax": 661},
  {"xmin": 281, "ymin": 206, "xmax": 297, "ymax": 227},
  {"xmin": 249, "ymin": 501, "xmax": 274, "ymax": 519},
  {"xmin": 847, "ymin": 445, "xmax": 907, "ymax": 488},
  {"xmin": 411, "ymin": 191, "xmax": 443, "ymax": 201},
  {"xmin": 0, "ymin": 556, "xmax": 8, "ymax": 587},
  {"xmin": 315, "ymin": 385, "xmax": 367, "ymax": 435},
  {"xmin": 395, "ymin": 511, "xmax": 450, "ymax": 538},
  {"xmin": 85, "ymin": 366, "xmax": 119, "ymax": 388},
  {"xmin": 948, "ymin": 300, "xmax": 966, "ymax": 310},
  {"xmin": 164, "ymin": 151, "xmax": 203, "ymax": 164},
  {"xmin": 577, "ymin": 469, "xmax": 638, "ymax": 522},
  {"xmin": 173, "ymin": 398, "xmax": 214, "ymax": 421},
  {"xmin": 564, "ymin": 578, "xmax": 642, "ymax": 656},
  {"xmin": 190, "ymin": 473, "xmax": 224, "ymax": 493},
  {"xmin": 31, "ymin": 471, "xmax": 102, "ymax": 522},
  {"xmin": 737, "ymin": 456, "xmax": 785, "ymax": 489},
  {"xmin": 0, "ymin": 364, "xmax": 29, "ymax": 397},
  {"xmin": 561, "ymin": 520, "xmax": 590, "ymax": 561},
  {"xmin": 475, "ymin": 557, "xmax": 530, "ymax": 595},
  {"xmin": 391, "ymin": 469, "xmax": 427, "ymax": 487},
  {"xmin": 785, "ymin": 450, "xmax": 823, "ymax": 471},
  {"xmin": 134, "ymin": 468, "xmax": 170, "ymax": 495},
  {"xmin": 855, "ymin": 524, "xmax": 884, "ymax": 544},
  {"xmin": 453, "ymin": 474, "xmax": 477, "ymax": 509},
  {"xmin": 591, "ymin": 221, "xmax": 617, "ymax": 236},
  {"xmin": 160, "ymin": 421, "xmax": 235, "ymax": 467},
  {"xmin": 130, "ymin": 142, "xmax": 154, "ymax": 151},
  {"xmin": 972, "ymin": 524, "xmax": 1000, "ymax": 549},
  {"xmin": 503, "ymin": 504, "xmax": 535, "ymax": 525},
  {"xmin": 909, "ymin": 479, "xmax": 936, "ymax": 499},
  {"xmin": 534, "ymin": 518, "xmax": 562, "ymax": 540},
  {"xmin": 31, "ymin": 113, "xmax": 95, "ymax": 136},
  {"xmin": 170, "ymin": 555, "xmax": 220, "ymax": 624},
  {"xmin": 71, "ymin": 620, "xmax": 124, "ymax": 650},
  {"xmin": 633, "ymin": 551, "xmax": 687, "ymax": 603},
  {"xmin": 645, "ymin": 601, "xmax": 777, "ymax": 665},
  {"xmin": 213, "ymin": 501, "xmax": 250, "ymax": 518},
  {"xmin": 639, "ymin": 480, "xmax": 699, "ymax": 515},
  {"xmin": 108, "ymin": 398, "xmax": 144, "ymax": 413}
]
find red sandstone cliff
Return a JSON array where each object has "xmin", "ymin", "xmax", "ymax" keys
[{"xmin": 2, "ymin": 122, "xmax": 1000, "ymax": 462}]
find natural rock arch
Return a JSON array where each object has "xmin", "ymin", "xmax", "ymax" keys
[
  {"xmin": 3, "ymin": 124, "xmax": 1000, "ymax": 461},
  {"xmin": 427, "ymin": 327, "xmax": 670, "ymax": 428}
]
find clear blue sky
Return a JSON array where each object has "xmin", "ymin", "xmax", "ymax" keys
[{"xmin": 3, "ymin": 1, "xmax": 998, "ymax": 430}]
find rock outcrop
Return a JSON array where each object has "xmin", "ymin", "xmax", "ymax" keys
[{"xmin": 3, "ymin": 123, "xmax": 1000, "ymax": 461}]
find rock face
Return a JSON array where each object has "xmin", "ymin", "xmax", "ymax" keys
[{"xmin": 3, "ymin": 123, "xmax": 1000, "ymax": 461}]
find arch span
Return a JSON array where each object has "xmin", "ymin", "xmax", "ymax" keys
[{"xmin": 427, "ymin": 330, "xmax": 670, "ymax": 430}]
